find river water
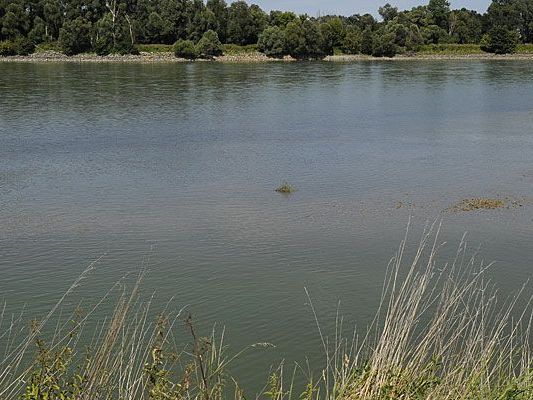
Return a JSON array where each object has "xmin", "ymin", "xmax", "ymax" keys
[{"xmin": 1, "ymin": 60, "xmax": 533, "ymax": 391}]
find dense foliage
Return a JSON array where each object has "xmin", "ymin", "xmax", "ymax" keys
[{"xmin": 0, "ymin": 0, "xmax": 531, "ymax": 57}]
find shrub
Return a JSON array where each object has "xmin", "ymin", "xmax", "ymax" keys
[
  {"xmin": 93, "ymin": 36, "xmax": 112, "ymax": 56},
  {"xmin": 480, "ymin": 26, "xmax": 519, "ymax": 54},
  {"xmin": 0, "ymin": 38, "xmax": 35, "ymax": 56},
  {"xmin": 195, "ymin": 29, "xmax": 223, "ymax": 58},
  {"xmin": 36, "ymin": 41, "xmax": 62, "ymax": 52},
  {"xmin": 13, "ymin": 37, "xmax": 35, "ymax": 55},
  {"xmin": 0, "ymin": 40, "xmax": 17, "ymax": 56},
  {"xmin": 257, "ymin": 26, "xmax": 286, "ymax": 58},
  {"xmin": 174, "ymin": 39, "xmax": 198, "ymax": 59}
]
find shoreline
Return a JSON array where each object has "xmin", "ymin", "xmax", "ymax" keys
[{"xmin": 2, "ymin": 50, "xmax": 533, "ymax": 63}]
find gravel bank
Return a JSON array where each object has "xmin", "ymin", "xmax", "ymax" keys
[{"xmin": 2, "ymin": 50, "xmax": 533, "ymax": 63}]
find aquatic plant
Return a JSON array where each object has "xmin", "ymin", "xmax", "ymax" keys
[
  {"xmin": 451, "ymin": 197, "xmax": 506, "ymax": 211},
  {"xmin": 1, "ymin": 224, "xmax": 532, "ymax": 399},
  {"xmin": 275, "ymin": 182, "xmax": 296, "ymax": 194}
]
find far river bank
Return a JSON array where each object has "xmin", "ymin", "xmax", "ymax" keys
[{"xmin": 2, "ymin": 50, "xmax": 533, "ymax": 63}]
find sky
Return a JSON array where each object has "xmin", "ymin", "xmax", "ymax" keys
[{"xmin": 250, "ymin": 1, "xmax": 492, "ymax": 16}]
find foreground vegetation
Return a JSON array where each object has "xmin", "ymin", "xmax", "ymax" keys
[
  {"xmin": 0, "ymin": 225, "xmax": 532, "ymax": 399},
  {"xmin": 1, "ymin": 0, "xmax": 533, "ymax": 59}
]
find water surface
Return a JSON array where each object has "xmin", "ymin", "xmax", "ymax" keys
[{"xmin": 1, "ymin": 60, "xmax": 533, "ymax": 391}]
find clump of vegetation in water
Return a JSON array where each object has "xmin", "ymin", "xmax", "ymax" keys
[
  {"xmin": 451, "ymin": 197, "xmax": 506, "ymax": 212},
  {"xmin": 275, "ymin": 182, "xmax": 295, "ymax": 194}
]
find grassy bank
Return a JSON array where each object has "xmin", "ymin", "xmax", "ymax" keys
[
  {"xmin": 416, "ymin": 43, "xmax": 533, "ymax": 55},
  {"xmin": 0, "ymin": 43, "xmax": 529, "ymax": 63},
  {"xmin": 1, "ymin": 226, "xmax": 532, "ymax": 399}
]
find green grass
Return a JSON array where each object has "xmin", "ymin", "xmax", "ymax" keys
[
  {"xmin": 139, "ymin": 43, "xmax": 259, "ymax": 55},
  {"xmin": 137, "ymin": 43, "xmax": 174, "ymax": 53},
  {"xmin": 1, "ymin": 226, "xmax": 532, "ymax": 399},
  {"xmin": 517, "ymin": 43, "xmax": 533, "ymax": 53},
  {"xmin": 138, "ymin": 43, "xmax": 259, "ymax": 55},
  {"xmin": 418, "ymin": 43, "xmax": 484, "ymax": 54},
  {"xmin": 418, "ymin": 43, "xmax": 533, "ymax": 55},
  {"xmin": 35, "ymin": 41, "xmax": 62, "ymax": 53}
]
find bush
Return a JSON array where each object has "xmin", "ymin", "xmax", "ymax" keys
[
  {"xmin": 36, "ymin": 41, "xmax": 62, "ymax": 52},
  {"xmin": 0, "ymin": 40, "xmax": 17, "ymax": 56},
  {"xmin": 174, "ymin": 39, "xmax": 198, "ymax": 59},
  {"xmin": 93, "ymin": 37, "xmax": 112, "ymax": 56},
  {"xmin": 0, "ymin": 38, "xmax": 35, "ymax": 56},
  {"xmin": 13, "ymin": 37, "xmax": 35, "ymax": 55},
  {"xmin": 257, "ymin": 26, "xmax": 286, "ymax": 58},
  {"xmin": 196, "ymin": 29, "xmax": 223, "ymax": 58},
  {"xmin": 480, "ymin": 26, "xmax": 519, "ymax": 54}
]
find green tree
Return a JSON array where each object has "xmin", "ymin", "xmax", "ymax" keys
[
  {"xmin": 320, "ymin": 17, "xmax": 345, "ymax": 52},
  {"xmin": 269, "ymin": 10, "xmax": 297, "ymax": 28},
  {"xmin": 93, "ymin": 7, "xmax": 137, "ymax": 56},
  {"xmin": 449, "ymin": 9, "xmax": 483, "ymax": 44},
  {"xmin": 1, "ymin": 2, "xmax": 30, "ymax": 39},
  {"xmin": 361, "ymin": 27, "xmax": 374, "ymax": 55},
  {"xmin": 486, "ymin": 0, "xmax": 533, "ymax": 43},
  {"xmin": 43, "ymin": 0, "xmax": 64, "ymax": 40},
  {"xmin": 145, "ymin": 11, "xmax": 174, "ymax": 44},
  {"xmin": 422, "ymin": 24, "xmax": 450, "ymax": 44},
  {"xmin": 386, "ymin": 21, "xmax": 410, "ymax": 47},
  {"xmin": 257, "ymin": 25, "xmax": 286, "ymax": 57},
  {"xmin": 372, "ymin": 30, "xmax": 397, "ymax": 57},
  {"xmin": 188, "ymin": 7, "xmax": 217, "ymax": 42},
  {"xmin": 342, "ymin": 25, "xmax": 362, "ymax": 54},
  {"xmin": 227, "ymin": 1, "xmax": 266, "ymax": 45},
  {"xmin": 427, "ymin": 0, "xmax": 450, "ymax": 29},
  {"xmin": 93, "ymin": 14, "xmax": 114, "ymax": 55},
  {"xmin": 347, "ymin": 13, "xmax": 377, "ymax": 31},
  {"xmin": 28, "ymin": 16, "xmax": 47, "ymax": 43},
  {"xmin": 379, "ymin": 3, "xmax": 398, "ymax": 22},
  {"xmin": 405, "ymin": 24, "xmax": 424, "ymax": 51},
  {"xmin": 480, "ymin": 25, "xmax": 519, "ymax": 54},
  {"xmin": 158, "ymin": 0, "xmax": 188, "ymax": 42},
  {"xmin": 195, "ymin": 29, "xmax": 222, "ymax": 57},
  {"xmin": 58, "ymin": 17, "xmax": 92, "ymax": 55},
  {"xmin": 284, "ymin": 19, "xmax": 326, "ymax": 59},
  {"xmin": 206, "ymin": 0, "xmax": 228, "ymax": 42}
]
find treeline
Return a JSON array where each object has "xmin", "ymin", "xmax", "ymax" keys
[{"xmin": 0, "ymin": 0, "xmax": 532, "ymax": 58}]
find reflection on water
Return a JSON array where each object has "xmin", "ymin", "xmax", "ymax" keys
[{"xmin": 1, "ymin": 60, "xmax": 533, "ymax": 391}]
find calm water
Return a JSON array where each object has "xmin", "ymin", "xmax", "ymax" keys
[{"xmin": 1, "ymin": 60, "xmax": 533, "ymax": 391}]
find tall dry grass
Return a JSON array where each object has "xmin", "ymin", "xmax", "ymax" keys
[{"xmin": 0, "ymin": 222, "xmax": 531, "ymax": 399}]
